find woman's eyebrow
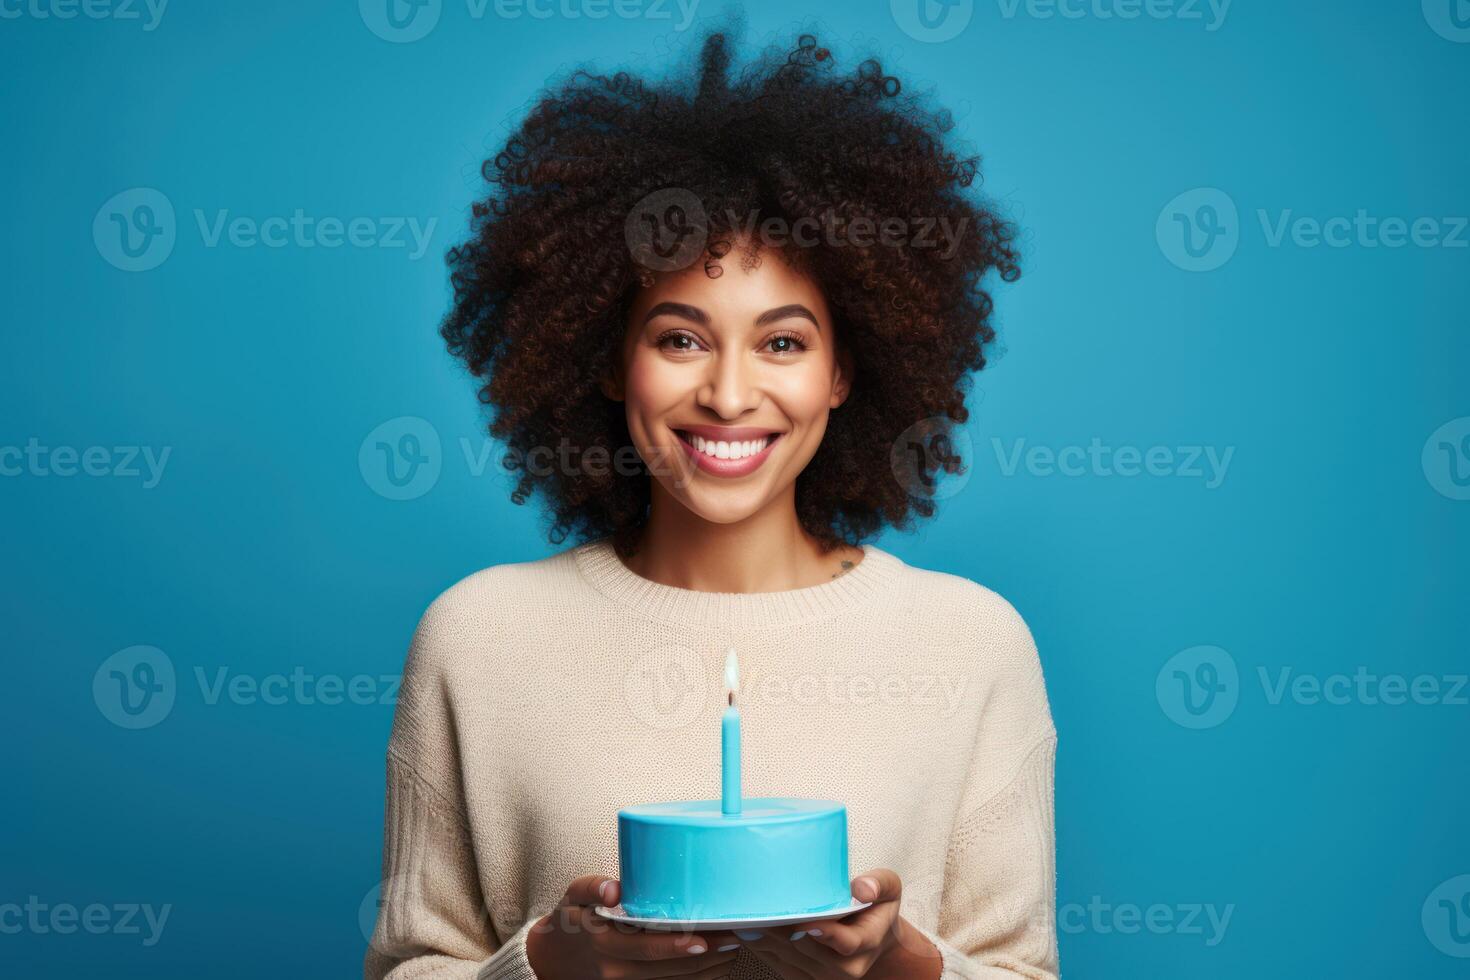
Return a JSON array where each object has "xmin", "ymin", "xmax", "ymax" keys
[
  {"xmin": 641, "ymin": 301, "xmax": 821, "ymax": 330},
  {"xmin": 642, "ymin": 301, "xmax": 709, "ymax": 327},
  {"xmin": 755, "ymin": 304, "xmax": 820, "ymax": 329}
]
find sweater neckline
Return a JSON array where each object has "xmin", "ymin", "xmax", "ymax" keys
[{"xmin": 571, "ymin": 536, "xmax": 906, "ymax": 627}]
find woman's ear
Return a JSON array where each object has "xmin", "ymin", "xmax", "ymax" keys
[{"xmin": 830, "ymin": 347, "xmax": 853, "ymax": 409}]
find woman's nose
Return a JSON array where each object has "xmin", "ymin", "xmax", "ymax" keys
[{"xmin": 696, "ymin": 354, "xmax": 761, "ymax": 419}]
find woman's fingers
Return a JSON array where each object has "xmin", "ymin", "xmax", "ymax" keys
[
  {"xmin": 563, "ymin": 874, "xmax": 619, "ymax": 907},
  {"xmin": 800, "ymin": 918, "xmax": 865, "ymax": 956},
  {"xmin": 850, "ymin": 868, "xmax": 902, "ymax": 905},
  {"xmin": 800, "ymin": 906, "xmax": 896, "ymax": 957},
  {"xmin": 539, "ymin": 876, "xmax": 745, "ymax": 979},
  {"xmin": 767, "ymin": 870, "xmax": 905, "ymax": 962},
  {"xmin": 701, "ymin": 929, "xmax": 744, "ymax": 952},
  {"xmin": 594, "ymin": 924, "xmax": 737, "ymax": 961}
]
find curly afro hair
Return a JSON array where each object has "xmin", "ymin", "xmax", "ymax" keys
[{"xmin": 441, "ymin": 29, "xmax": 1020, "ymax": 556}]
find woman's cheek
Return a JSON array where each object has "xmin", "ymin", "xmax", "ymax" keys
[
  {"xmin": 622, "ymin": 355, "xmax": 682, "ymax": 429},
  {"xmin": 769, "ymin": 362, "xmax": 837, "ymax": 431}
]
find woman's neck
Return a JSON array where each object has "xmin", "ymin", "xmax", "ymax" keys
[{"xmin": 623, "ymin": 485, "xmax": 863, "ymax": 593}]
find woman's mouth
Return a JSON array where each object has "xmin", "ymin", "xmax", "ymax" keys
[{"xmin": 672, "ymin": 427, "xmax": 783, "ymax": 477}]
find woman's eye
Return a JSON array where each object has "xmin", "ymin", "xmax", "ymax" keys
[
  {"xmin": 659, "ymin": 332, "xmax": 703, "ymax": 352},
  {"xmin": 766, "ymin": 335, "xmax": 806, "ymax": 354}
]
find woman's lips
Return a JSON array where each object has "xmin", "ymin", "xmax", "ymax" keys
[{"xmin": 673, "ymin": 428, "xmax": 783, "ymax": 478}]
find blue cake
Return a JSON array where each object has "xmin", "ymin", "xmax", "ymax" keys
[{"xmin": 617, "ymin": 797, "xmax": 850, "ymax": 919}]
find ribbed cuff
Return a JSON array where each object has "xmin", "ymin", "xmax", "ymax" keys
[
  {"xmin": 913, "ymin": 923, "xmax": 981, "ymax": 980},
  {"xmin": 475, "ymin": 917, "xmax": 539, "ymax": 980},
  {"xmin": 910, "ymin": 923, "xmax": 1057, "ymax": 980}
]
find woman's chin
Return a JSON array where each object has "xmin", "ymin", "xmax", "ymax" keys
[{"xmin": 666, "ymin": 486, "xmax": 775, "ymax": 527}]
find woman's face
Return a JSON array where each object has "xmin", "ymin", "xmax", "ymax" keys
[{"xmin": 610, "ymin": 246, "xmax": 850, "ymax": 528}]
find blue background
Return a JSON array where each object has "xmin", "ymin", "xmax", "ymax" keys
[{"xmin": 3, "ymin": 0, "xmax": 1468, "ymax": 976}]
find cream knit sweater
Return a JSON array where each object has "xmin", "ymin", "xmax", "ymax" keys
[{"xmin": 365, "ymin": 538, "xmax": 1059, "ymax": 979}]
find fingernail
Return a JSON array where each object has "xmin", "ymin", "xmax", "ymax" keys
[
  {"xmin": 857, "ymin": 876, "xmax": 877, "ymax": 897},
  {"xmin": 717, "ymin": 943, "xmax": 739, "ymax": 951},
  {"xmin": 735, "ymin": 929, "xmax": 763, "ymax": 941},
  {"xmin": 789, "ymin": 930, "xmax": 806, "ymax": 941},
  {"xmin": 808, "ymin": 928, "xmax": 823, "ymax": 936},
  {"xmin": 687, "ymin": 943, "xmax": 707, "ymax": 954},
  {"xmin": 598, "ymin": 881, "xmax": 613, "ymax": 903}
]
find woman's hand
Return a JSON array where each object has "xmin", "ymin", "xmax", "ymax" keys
[
  {"xmin": 737, "ymin": 869, "xmax": 942, "ymax": 980},
  {"xmin": 525, "ymin": 875, "xmax": 742, "ymax": 979}
]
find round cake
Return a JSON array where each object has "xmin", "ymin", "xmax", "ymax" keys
[{"xmin": 617, "ymin": 797, "xmax": 850, "ymax": 919}]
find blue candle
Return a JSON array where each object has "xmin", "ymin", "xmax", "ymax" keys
[{"xmin": 721, "ymin": 649, "xmax": 741, "ymax": 815}]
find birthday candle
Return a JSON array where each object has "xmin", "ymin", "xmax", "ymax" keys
[{"xmin": 722, "ymin": 649, "xmax": 742, "ymax": 815}]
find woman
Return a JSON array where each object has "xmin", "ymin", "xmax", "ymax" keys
[{"xmin": 366, "ymin": 30, "xmax": 1057, "ymax": 980}]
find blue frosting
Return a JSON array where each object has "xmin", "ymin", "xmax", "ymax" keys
[{"xmin": 617, "ymin": 797, "xmax": 849, "ymax": 919}]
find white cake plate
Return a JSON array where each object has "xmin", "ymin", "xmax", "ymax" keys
[{"xmin": 593, "ymin": 897, "xmax": 872, "ymax": 932}]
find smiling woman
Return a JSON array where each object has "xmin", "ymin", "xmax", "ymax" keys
[
  {"xmin": 438, "ymin": 29, "xmax": 1018, "ymax": 564},
  {"xmin": 367, "ymin": 25, "xmax": 1055, "ymax": 980},
  {"xmin": 603, "ymin": 254, "xmax": 857, "ymax": 556}
]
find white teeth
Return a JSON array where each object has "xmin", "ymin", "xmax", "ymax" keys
[{"xmin": 685, "ymin": 433, "xmax": 773, "ymax": 460}]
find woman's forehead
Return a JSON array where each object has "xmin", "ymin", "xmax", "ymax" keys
[{"xmin": 629, "ymin": 248, "xmax": 830, "ymax": 327}]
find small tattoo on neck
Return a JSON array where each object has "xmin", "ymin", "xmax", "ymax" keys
[{"xmin": 831, "ymin": 559, "xmax": 855, "ymax": 580}]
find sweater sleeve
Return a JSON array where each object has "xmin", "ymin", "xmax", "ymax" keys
[
  {"xmin": 363, "ymin": 595, "xmax": 542, "ymax": 980},
  {"xmin": 362, "ymin": 753, "xmax": 540, "ymax": 980},
  {"xmin": 909, "ymin": 591, "xmax": 1060, "ymax": 979},
  {"xmin": 912, "ymin": 736, "xmax": 1059, "ymax": 979}
]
